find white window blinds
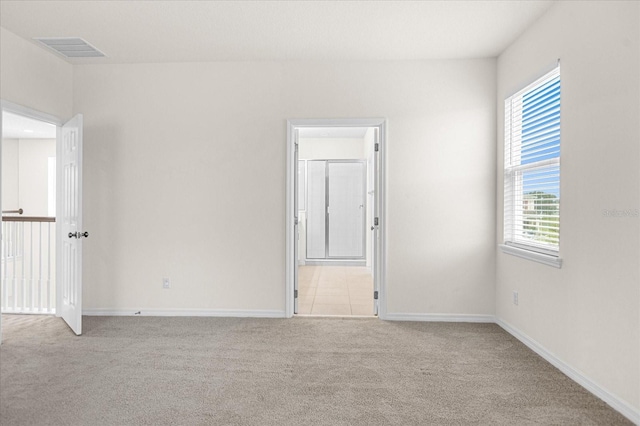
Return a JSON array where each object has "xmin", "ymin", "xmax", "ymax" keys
[{"xmin": 504, "ymin": 66, "xmax": 560, "ymax": 255}]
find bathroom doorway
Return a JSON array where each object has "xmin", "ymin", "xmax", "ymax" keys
[{"xmin": 286, "ymin": 119, "xmax": 386, "ymax": 318}]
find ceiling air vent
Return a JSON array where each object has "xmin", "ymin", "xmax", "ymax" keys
[{"xmin": 34, "ymin": 37, "xmax": 106, "ymax": 58}]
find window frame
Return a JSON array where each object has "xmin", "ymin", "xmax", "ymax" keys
[{"xmin": 501, "ymin": 66, "xmax": 562, "ymax": 268}]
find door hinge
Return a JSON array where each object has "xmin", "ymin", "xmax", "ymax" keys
[
  {"xmin": 294, "ymin": 289, "xmax": 298, "ymax": 298},
  {"xmin": 294, "ymin": 216, "xmax": 299, "ymax": 225},
  {"xmin": 374, "ymin": 291, "xmax": 379, "ymax": 300},
  {"xmin": 374, "ymin": 217, "xmax": 379, "ymax": 226},
  {"xmin": 374, "ymin": 143, "xmax": 379, "ymax": 152}
]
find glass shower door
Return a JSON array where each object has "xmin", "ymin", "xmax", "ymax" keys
[
  {"xmin": 327, "ymin": 162, "xmax": 365, "ymax": 258},
  {"xmin": 305, "ymin": 160, "xmax": 365, "ymax": 260}
]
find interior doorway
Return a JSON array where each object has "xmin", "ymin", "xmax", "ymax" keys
[
  {"xmin": 286, "ymin": 119, "xmax": 386, "ymax": 318},
  {"xmin": 1, "ymin": 111, "xmax": 57, "ymax": 316},
  {"xmin": 0, "ymin": 101, "xmax": 85, "ymax": 341}
]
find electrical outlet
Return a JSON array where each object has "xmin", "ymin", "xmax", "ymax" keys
[
  {"xmin": 163, "ymin": 278, "xmax": 170, "ymax": 289},
  {"xmin": 513, "ymin": 291, "xmax": 519, "ymax": 306}
]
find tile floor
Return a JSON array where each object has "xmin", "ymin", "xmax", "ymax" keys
[{"xmin": 297, "ymin": 265, "xmax": 374, "ymax": 316}]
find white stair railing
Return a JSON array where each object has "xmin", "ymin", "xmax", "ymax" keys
[{"xmin": 1, "ymin": 216, "xmax": 56, "ymax": 314}]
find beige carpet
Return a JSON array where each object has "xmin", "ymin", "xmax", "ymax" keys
[{"xmin": 0, "ymin": 315, "xmax": 632, "ymax": 426}]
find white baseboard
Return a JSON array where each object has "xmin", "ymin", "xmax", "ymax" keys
[
  {"xmin": 83, "ymin": 308, "xmax": 286, "ymax": 318},
  {"xmin": 496, "ymin": 318, "xmax": 640, "ymax": 425},
  {"xmin": 383, "ymin": 312, "xmax": 495, "ymax": 323}
]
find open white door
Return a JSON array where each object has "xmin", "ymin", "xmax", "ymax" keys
[
  {"xmin": 58, "ymin": 114, "xmax": 84, "ymax": 335},
  {"xmin": 293, "ymin": 129, "xmax": 300, "ymax": 314},
  {"xmin": 372, "ymin": 128, "xmax": 380, "ymax": 316},
  {"xmin": 0, "ymin": 110, "xmax": 3, "ymax": 343}
]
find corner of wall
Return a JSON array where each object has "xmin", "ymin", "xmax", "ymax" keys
[{"xmin": 494, "ymin": 0, "xmax": 640, "ymax": 419}]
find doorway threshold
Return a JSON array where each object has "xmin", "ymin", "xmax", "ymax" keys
[{"xmin": 295, "ymin": 314, "xmax": 376, "ymax": 319}]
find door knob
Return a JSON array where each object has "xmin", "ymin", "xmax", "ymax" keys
[{"xmin": 68, "ymin": 231, "xmax": 89, "ymax": 239}]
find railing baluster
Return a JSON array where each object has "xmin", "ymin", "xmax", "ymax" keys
[
  {"xmin": 2, "ymin": 222, "xmax": 7, "ymax": 311},
  {"xmin": 38, "ymin": 222, "xmax": 43, "ymax": 312},
  {"xmin": 30, "ymin": 222, "xmax": 35, "ymax": 311},
  {"xmin": 47, "ymin": 222, "xmax": 52, "ymax": 313},
  {"xmin": 1, "ymin": 223, "xmax": 3, "ymax": 310},
  {"xmin": 5, "ymin": 223, "xmax": 16, "ymax": 309},
  {"xmin": 13, "ymin": 222, "xmax": 18, "ymax": 311},
  {"xmin": 21, "ymin": 222, "xmax": 24, "ymax": 310}
]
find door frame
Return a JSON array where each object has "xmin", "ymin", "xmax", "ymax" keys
[
  {"xmin": 0, "ymin": 100, "xmax": 65, "ymax": 341},
  {"xmin": 286, "ymin": 118, "xmax": 387, "ymax": 319}
]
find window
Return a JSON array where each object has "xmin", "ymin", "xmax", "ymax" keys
[{"xmin": 503, "ymin": 66, "xmax": 560, "ymax": 260}]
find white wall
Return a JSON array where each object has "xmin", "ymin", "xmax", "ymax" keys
[
  {"xmin": 496, "ymin": 0, "xmax": 639, "ymax": 415},
  {"xmin": 19, "ymin": 139, "xmax": 56, "ymax": 216},
  {"xmin": 73, "ymin": 59, "xmax": 496, "ymax": 316},
  {"xmin": 0, "ymin": 27, "xmax": 73, "ymax": 120},
  {"xmin": 1, "ymin": 138, "xmax": 55, "ymax": 216},
  {"xmin": 299, "ymin": 138, "xmax": 365, "ymax": 160},
  {"xmin": 2, "ymin": 139, "xmax": 19, "ymax": 210}
]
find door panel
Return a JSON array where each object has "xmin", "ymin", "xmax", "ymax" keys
[
  {"xmin": 297, "ymin": 160, "xmax": 306, "ymax": 212},
  {"xmin": 372, "ymin": 129, "xmax": 380, "ymax": 315},
  {"xmin": 306, "ymin": 161, "xmax": 327, "ymax": 259},
  {"xmin": 293, "ymin": 130, "xmax": 299, "ymax": 314},
  {"xmin": 58, "ymin": 114, "xmax": 83, "ymax": 335}
]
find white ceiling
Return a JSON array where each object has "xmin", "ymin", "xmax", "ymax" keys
[
  {"xmin": 2, "ymin": 112, "xmax": 57, "ymax": 139},
  {"xmin": 0, "ymin": 1, "xmax": 555, "ymax": 64}
]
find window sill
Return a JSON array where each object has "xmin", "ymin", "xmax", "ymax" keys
[{"xmin": 499, "ymin": 244, "xmax": 562, "ymax": 269}]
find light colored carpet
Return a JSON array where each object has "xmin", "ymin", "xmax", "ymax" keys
[{"xmin": 0, "ymin": 315, "xmax": 631, "ymax": 426}]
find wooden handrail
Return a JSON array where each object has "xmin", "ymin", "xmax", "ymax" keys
[
  {"xmin": 2, "ymin": 216, "xmax": 55, "ymax": 223},
  {"xmin": 1, "ymin": 208, "xmax": 23, "ymax": 215}
]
